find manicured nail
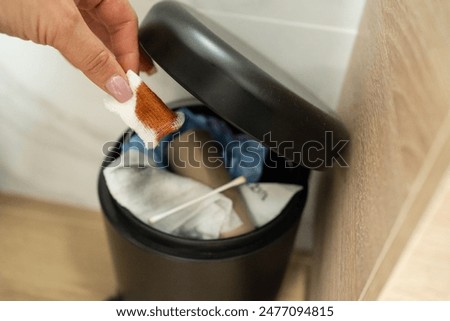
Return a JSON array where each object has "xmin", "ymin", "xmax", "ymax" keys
[{"xmin": 105, "ymin": 75, "xmax": 133, "ymax": 103}]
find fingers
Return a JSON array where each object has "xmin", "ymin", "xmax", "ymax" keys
[
  {"xmin": 90, "ymin": 0, "xmax": 140, "ymax": 73},
  {"xmin": 0, "ymin": 0, "xmax": 140, "ymax": 102},
  {"xmin": 79, "ymin": 9, "xmax": 112, "ymax": 51},
  {"xmin": 53, "ymin": 9, "xmax": 132, "ymax": 102},
  {"xmin": 90, "ymin": 0, "xmax": 157, "ymax": 75}
]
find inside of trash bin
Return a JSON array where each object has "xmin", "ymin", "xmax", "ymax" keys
[{"xmin": 102, "ymin": 105, "xmax": 309, "ymax": 243}]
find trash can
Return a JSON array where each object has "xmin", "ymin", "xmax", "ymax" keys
[{"xmin": 98, "ymin": 1, "xmax": 348, "ymax": 301}]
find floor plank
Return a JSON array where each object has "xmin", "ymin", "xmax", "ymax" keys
[
  {"xmin": 0, "ymin": 193, "xmax": 308, "ymax": 300},
  {"xmin": 0, "ymin": 194, "xmax": 116, "ymax": 300},
  {"xmin": 379, "ymin": 170, "xmax": 450, "ymax": 300}
]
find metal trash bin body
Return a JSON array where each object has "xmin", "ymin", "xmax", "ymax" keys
[
  {"xmin": 98, "ymin": 1, "xmax": 348, "ymax": 300},
  {"xmin": 98, "ymin": 125, "xmax": 308, "ymax": 300}
]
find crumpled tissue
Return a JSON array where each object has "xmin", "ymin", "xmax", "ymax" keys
[{"xmin": 103, "ymin": 149, "xmax": 304, "ymax": 240}]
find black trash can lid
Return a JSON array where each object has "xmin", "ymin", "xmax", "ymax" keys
[{"xmin": 138, "ymin": 1, "xmax": 349, "ymax": 169}]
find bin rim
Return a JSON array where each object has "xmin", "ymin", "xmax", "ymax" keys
[{"xmin": 98, "ymin": 127, "xmax": 308, "ymax": 260}]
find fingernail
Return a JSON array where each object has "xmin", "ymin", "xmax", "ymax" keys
[{"xmin": 106, "ymin": 75, "xmax": 133, "ymax": 103}]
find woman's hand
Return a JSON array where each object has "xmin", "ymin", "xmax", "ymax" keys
[{"xmin": 0, "ymin": 0, "xmax": 141, "ymax": 102}]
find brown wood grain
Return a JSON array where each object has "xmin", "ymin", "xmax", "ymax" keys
[
  {"xmin": 0, "ymin": 194, "xmax": 117, "ymax": 300},
  {"xmin": 308, "ymin": 0, "xmax": 450, "ymax": 300},
  {"xmin": 0, "ymin": 193, "xmax": 308, "ymax": 300},
  {"xmin": 379, "ymin": 170, "xmax": 450, "ymax": 300}
]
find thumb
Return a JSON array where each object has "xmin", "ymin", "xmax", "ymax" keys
[{"xmin": 54, "ymin": 13, "xmax": 133, "ymax": 103}]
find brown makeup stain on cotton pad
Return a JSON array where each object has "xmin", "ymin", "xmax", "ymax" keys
[
  {"xmin": 103, "ymin": 70, "xmax": 185, "ymax": 147},
  {"xmin": 135, "ymin": 81, "xmax": 183, "ymax": 142}
]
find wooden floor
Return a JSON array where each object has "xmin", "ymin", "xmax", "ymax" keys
[
  {"xmin": 379, "ymin": 170, "xmax": 450, "ymax": 300},
  {"xmin": 0, "ymin": 193, "xmax": 308, "ymax": 301}
]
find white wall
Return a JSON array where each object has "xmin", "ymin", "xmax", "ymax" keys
[{"xmin": 0, "ymin": 0, "xmax": 365, "ymax": 245}]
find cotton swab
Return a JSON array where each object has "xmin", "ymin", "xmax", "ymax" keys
[
  {"xmin": 149, "ymin": 176, "xmax": 247, "ymax": 224},
  {"xmin": 168, "ymin": 129, "xmax": 254, "ymax": 237}
]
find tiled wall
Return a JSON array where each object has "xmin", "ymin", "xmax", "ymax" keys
[
  {"xmin": 0, "ymin": 0, "xmax": 365, "ymax": 246},
  {"xmin": 177, "ymin": 0, "xmax": 366, "ymax": 110}
]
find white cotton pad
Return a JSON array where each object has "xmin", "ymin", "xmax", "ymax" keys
[{"xmin": 104, "ymin": 70, "xmax": 184, "ymax": 147}]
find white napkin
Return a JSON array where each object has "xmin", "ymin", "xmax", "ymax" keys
[
  {"xmin": 103, "ymin": 149, "xmax": 303, "ymax": 239},
  {"xmin": 239, "ymin": 183, "xmax": 303, "ymax": 226}
]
